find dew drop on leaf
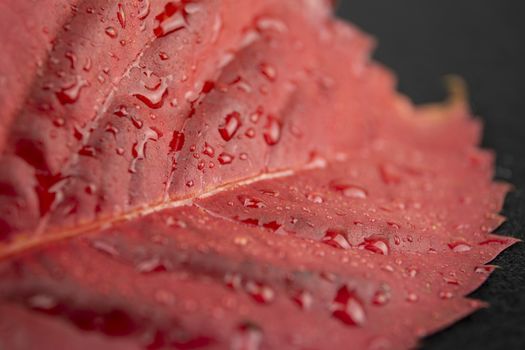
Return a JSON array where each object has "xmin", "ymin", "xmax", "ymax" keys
[
  {"xmin": 263, "ymin": 115, "xmax": 282, "ymax": 146},
  {"xmin": 55, "ymin": 76, "xmax": 88, "ymax": 105},
  {"xmin": 78, "ymin": 145, "xmax": 96, "ymax": 157},
  {"xmin": 292, "ymin": 290, "xmax": 313, "ymax": 310},
  {"xmin": 218, "ymin": 152, "xmax": 234, "ymax": 165},
  {"xmin": 133, "ymin": 76, "xmax": 169, "ymax": 109},
  {"xmin": 372, "ymin": 288, "xmax": 391, "ymax": 306},
  {"xmin": 169, "ymin": 131, "xmax": 185, "ymax": 153},
  {"xmin": 138, "ymin": 0, "xmax": 150, "ymax": 20},
  {"xmin": 129, "ymin": 128, "xmax": 159, "ymax": 173},
  {"xmin": 359, "ymin": 237, "xmax": 390, "ymax": 255},
  {"xmin": 105, "ymin": 26, "xmax": 117, "ymax": 38},
  {"xmin": 306, "ymin": 192, "xmax": 324, "ymax": 203},
  {"xmin": 448, "ymin": 241, "xmax": 472, "ymax": 253},
  {"xmin": 136, "ymin": 256, "xmax": 167, "ymax": 273},
  {"xmin": 231, "ymin": 322, "xmax": 263, "ymax": 350},
  {"xmin": 322, "ymin": 228, "xmax": 351, "ymax": 249},
  {"xmin": 153, "ymin": 2, "xmax": 187, "ymax": 38},
  {"xmin": 329, "ymin": 181, "xmax": 368, "ymax": 199},
  {"xmin": 245, "ymin": 281, "xmax": 275, "ymax": 304},
  {"xmin": 406, "ymin": 293, "xmax": 419, "ymax": 303},
  {"xmin": 117, "ymin": 3, "xmax": 126, "ymax": 29},
  {"xmin": 259, "ymin": 62, "xmax": 277, "ymax": 81},
  {"xmin": 203, "ymin": 142, "xmax": 215, "ymax": 157},
  {"xmin": 439, "ymin": 291, "xmax": 454, "ymax": 300},
  {"xmin": 219, "ymin": 111, "xmax": 242, "ymax": 141},
  {"xmin": 331, "ymin": 285, "xmax": 366, "ymax": 326},
  {"xmin": 237, "ymin": 195, "xmax": 265, "ymax": 209}
]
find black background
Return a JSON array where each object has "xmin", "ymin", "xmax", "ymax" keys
[{"xmin": 336, "ymin": 1, "xmax": 525, "ymax": 349}]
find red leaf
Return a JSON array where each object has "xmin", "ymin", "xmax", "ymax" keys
[{"xmin": 0, "ymin": 1, "xmax": 516, "ymax": 349}]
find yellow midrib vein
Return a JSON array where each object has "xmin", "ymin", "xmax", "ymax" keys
[{"xmin": 0, "ymin": 158, "xmax": 327, "ymax": 260}]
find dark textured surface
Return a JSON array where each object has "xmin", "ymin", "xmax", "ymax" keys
[{"xmin": 337, "ymin": 1, "xmax": 525, "ymax": 349}]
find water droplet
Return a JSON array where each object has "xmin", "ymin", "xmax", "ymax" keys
[
  {"xmin": 439, "ymin": 291, "xmax": 454, "ymax": 300},
  {"xmin": 105, "ymin": 122, "xmax": 119, "ymax": 135},
  {"xmin": 203, "ymin": 142, "xmax": 215, "ymax": 157},
  {"xmin": 448, "ymin": 241, "xmax": 472, "ymax": 253},
  {"xmin": 406, "ymin": 267, "xmax": 418, "ymax": 278},
  {"xmin": 331, "ymin": 285, "xmax": 366, "ymax": 326},
  {"xmin": 153, "ymin": 2, "xmax": 187, "ymax": 38},
  {"xmin": 262, "ymin": 221, "xmax": 281, "ymax": 232},
  {"xmin": 159, "ymin": 52, "xmax": 169, "ymax": 60},
  {"xmin": 256, "ymin": 17, "xmax": 288, "ymax": 33},
  {"xmin": 129, "ymin": 116, "xmax": 143, "ymax": 129},
  {"xmin": 197, "ymin": 160, "xmax": 206, "ymax": 171},
  {"xmin": 184, "ymin": 3, "xmax": 202, "ymax": 15},
  {"xmin": 224, "ymin": 272, "xmax": 243, "ymax": 290},
  {"xmin": 27, "ymin": 294, "xmax": 59, "ymax": 312},
  {"xmin": 82, "ymin": 58, "xmax": 92, "ymax": 73},
  {"xmin": 259, "ymin": 189, "xmax": 278, "ymax": 197},
  {"xmin": 245, "ymin": 128, "xmax": 256, "ymax": 138},
  {"xmin": 330, "ymin": 181, "xmax": 368, "ymax": 199},
  {"xmin": 231, "ymin": 322, "xmax": 263, "ymax": 350},
  {"xmin": 91, "ymin": 240, "xmax": 119, "ymax": 257},
  {"xmin": 117, "ymin": 3, "xmax": 126, "ymax": 29},
  {"xmin": 245, "ymin": 281, "xmax": 275, "ymax": 304},
  {"xmin": 306, "ymin": 192, "xmax": 324, "ymax": 203},
  {"xmin": 322, "ymin": 228, "xmax": 351, "ymax": 249},
  {"xmin": 406, "ymin": 292, "xmax": 418, "ymax": 303},
  {"xmin": 129, "ymin": 128, "xmax": 159, "ymax": 173},
  {"xmin": 79, "ymin": 145, "xmax": 96, "ymax": 157},
  {"xmin": 259, "ymin": 62, "xmax": 277, "ymax": 81},
  {"xmin": 219, "ymin": 111, "xmax": 242, "ymax": 141},
  {"xmin": 133, "ymin": 76, "xmax": 169, "ymax": 109},
  {"xmin": 382, "ymin": 264, "xmax": 395, "ymax": 273},
  {"xmin": 84, "ymin": 183, "xmax": 95, "ymax": 195},
  {"xmin": 233, "ymin": 236, "xmax": 248, "ymax": 246},
  {"xmin": 237, "ymin": 195, "xmax": 265, "ymax": 209},
  {"xmin": 359, "ymin": 237, "xmax": 390, "ymax": 255},
  {"xmin": 53, "ymin": 118, "xmax": 65, "ymax": 127},
  {"xmin": 372, "ymin": 287, "xmax": 391, "ymax": 306},
  {"xmin": 169, "ymin": 131, "xmax": 185, "ymax": 152},
  {"xmin": 55, "ymin": 76, "xmax": 88, "ymax": 104},
  {"xmin": 136, "ymin": 256, "xmax": 167, "ymax": 273},
  {"xmin": 114, "ymin": 105, "xmax": 129, "ymax": 117},
  {"xmin": 250, "ymin": 107, "xmax": 263, "ymax": 124},
  {"xmin": 379, "ymin": 163, "xmax": 402, "ymax": 185},
  {"xmin": 138, "ymin": 0, "xmax": 150, "ymax": 20},
  {"xmin": 218, "ymin": 152, "xmax": 234, "ymax": 165},
  {"xmin": 387, "ymin": 222, "xmax": 401, "ymax": 229},
  {"xmin": 443, "ymin": 276, "xmax": 460, "ymax": 285},
  {"xmin": 105, "ymin": 26, "xmax": 117, "ymax": 38},
  {"xmin": 64, "ymin": 51, "xmax": 76, "ymax": 69},
  {"xmin": 201, "ymin": 80, "xmax": 215, "ymax": 94},
  {"xmin": 263, "ymin": 115, "xmax": 281, "ymax": 146},
  {"xmin": 292, "ymin": 290, "xmax": 313, "ymax": 310}
]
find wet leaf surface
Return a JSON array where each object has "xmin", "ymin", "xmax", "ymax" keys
[{"xmin": 0, "ymin": 1, "xmax": 515, "ymax": 349}]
